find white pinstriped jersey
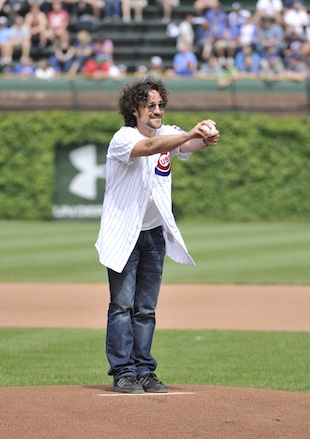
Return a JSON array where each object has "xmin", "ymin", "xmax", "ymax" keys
[{"xmin": 95, "ymin": 124, "xmax": 195, "ymax": 273}]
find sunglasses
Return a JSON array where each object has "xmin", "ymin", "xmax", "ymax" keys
[{"xmin": 147, "ymin": 102, "xmax": 165, "ymax": 111}]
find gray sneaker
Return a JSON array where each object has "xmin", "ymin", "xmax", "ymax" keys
[
  {"xmin": 113, "ymin": 376, "xmax": 144, "ymax": 394},
  {"xmin": 138, "ymin": 373, "xmax": 168, "ymax": 393}
]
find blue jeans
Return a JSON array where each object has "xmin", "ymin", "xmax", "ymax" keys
[
  {"xmin": 106, "ymin": 226, "xmax": 165, "ymax": 380},
  {"xmin": 105, "ymin": 0, "xmax": 121, "ymax": 18}
]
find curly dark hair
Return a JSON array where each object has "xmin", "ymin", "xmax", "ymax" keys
[{"xmin": 118, "ymin": 76, "xmax": 169, "ymax": 127}]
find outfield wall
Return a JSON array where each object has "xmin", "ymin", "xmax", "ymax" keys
[{"xmin": 0, "ymin": 77, "xmax": 309, "ymax": 113}]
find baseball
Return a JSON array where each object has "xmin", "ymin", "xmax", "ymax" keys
[{"xmin": 203, "ymin": 124, "xmax": 217, "ymax": 135}]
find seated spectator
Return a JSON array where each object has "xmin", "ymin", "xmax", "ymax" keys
[
  {"xmin": 93, "ymin": 34, "xmax": 114, "ymax": 61},
  {"xmin": 167, "ymin": 43, "xmax": 198, "ymax": 77},
  {"xmin": 283, "ymin": 28, "xmax": 305, "ymax": 65},
  {"xmin": 255, "ymin": 0, "xmax": 284, "ymax": 25},
  {"xmin": 156, "ymin": 0, "xmax": 179, "ymax": 23},
  {"xmin": 48, "ymin": 32, "xmax": 75, "ymax": 72},
  {"xmin": 228, "ymin": 2, "xmax": 251, "ymax": 35},
  {"xmin": 198, "ymin": 54, "xmax": 221, "ymax": 76},
  {"xmin": 46, "ymin": 0, "xmax": 70, "ymax": 46},
  {"xmin": 238, "ymin": 13, "xmax": 258, "ymax": 48},
  {"xmin": 63, "ymin": 0, "xmax": 103, "ymax": 21},
  {"xmin": 39, "ymin": 0, "xmax": 55, "ymax": 15},
  {"xmin": 135, "ymin": 56, "xmax": 165, "ymax": 78},
  {"xmin": 283, "ymin": 0, "xmax": 305, "ymax": 8},
  {"xmin": 74, "ymin": 0, "xmax": 104, "ymax": 30},
  {"xmin": 259, "ymin": 46, "xmax": 286, "ymax": 78},
  {"xmin": 121, "ymin": 0, "xmax": 147, "ymax": 22},
  {"xmin": 210, "ymin": 4, "xmax": 252, "ymax": 62},
  {"xmin": 83, "ymin": 55, "xmax": 125, "ymax": 80},
  {"xmin": 0, "ymin": 15, "xmax": 11, "ymax": 65},
  {"xmin": 62, "ymin": 0, "xmax": 80, "ymax": 20},
  {"xmin": 84, "ymin": 32, "xmax": 123, "ymax": 77},
  {"xmin": 0, "ymin": 0, "xmax": 29, "ymax": 22},
  {"xmin": 217, "ymin": 58, "xmax": 238, "ymax": 88},
  {"xmin": 25, "ymin": 2, "xmax": 48, "ymax": 49},
  {"xmin": 12, "ymin": 55, "xmax": 35, "ymax": 76},
  {"xmin": 235, "ymin": 44, "xmax": 261, "ymax": 75},
  {"xmin": 203, "ymin": 3, "xmax": 239, "ymax": 59},
  {"xmin": 204, "ymin": 2, "xmax": 228, "ymax": 30},
  {"xmin": 256, "ymin": 17, "xmax": 286, "ymax": 56},
  {"xmin": 79, "ymin": 0, "xmax": 103, "ymax": 19},
  {"xmin": 9, "ymin": 14, "xmax": 31, "ymax": 63},
  {"xmin": 74, "ymin": 11, "xmax": 100, "ymax": 32},
  {"xmin": 135, "ymin": 55, "xmax": 165, "ymax": 78},
  {"xmin": 283, "ymin": 1, "xmax": 309, "ymax": 36},
  {"xmin": 104, "ymin": 0, "xmax": 122, "ymax": 20},
  {"xmin": 82, "ymin": 54, "xmax": 109, "ymax": 78},
  {"xmin": 213, "ymin": 20, "xmax": 239, "ymax": 61},
  {"xmin": 193, "ymin": 0, "xmax": 219, "ymax": 16},
  {"xmin": 35, "ymin": 57, "xmax": 57, "ymax": 78},
  {"xmin": 67, "ymin": 29, "xmax": 93, "ymax": 76},
  {"xmin": 284, "ymin": 53, "xmax": 308, "ymax": 80},
  {"xmin": 147, "ymin": 55, "xmax": 165, "ymax": 76},
  {"xmin": 195, "ymin": 19, "xmax": 215, "ymax": 62}
]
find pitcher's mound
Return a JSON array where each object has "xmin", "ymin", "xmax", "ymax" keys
[{"xmin": 1, "ymin": 384, "xmax": 310, "ymax": 439}]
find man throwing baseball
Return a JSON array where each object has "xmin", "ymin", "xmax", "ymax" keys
[{"xmin": 95, "ymin": 76, "xmax": 220, "ymax": 394}]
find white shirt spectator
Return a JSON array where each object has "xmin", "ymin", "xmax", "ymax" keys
[
  {"xmin": 10, "ymin": 19, "xmax": 31, "ymax": 40},
  {"xmin": 228, "ymin": 2, "xmax": 251, "ymax": 27},
  {"xmin": 256, "ymin": 0, "xmax": 283, "ymax": 17},
  {"xmin": 35, "ymin": 59, "xmax": 57, "ymax": 79},
  {"xmin": 283, "ymin": 1, "xmax": 309, "ymax": 36},
  {"xmin": 239, "ymin": 15, "xmax": 258, "ymax": 46},
  {"xmin": 176, "ymin": 14, "xmax": 195, "ymax": 51}
]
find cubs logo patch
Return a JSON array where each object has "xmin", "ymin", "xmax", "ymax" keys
[
  {"xmin": 155, "ymin": 152, "xmax": 171, "ymax": 176},
  {"xmin": 172, "ymin": 125, "xmax": 185, "ymax": 132}
]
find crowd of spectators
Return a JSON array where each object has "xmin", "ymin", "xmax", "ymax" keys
[
  {"xmin": 0, "ymin": 0, "xmax": 309, "ymax": 82},
  {"xmin": 0, "ymin": 0, "xmax": 179, "ymax": 78},
  {"xmin": 164, "ymin": 0, "xmax": 310, "ymax": 83},
  {"xmin": 0, "ymin": 0, "xmax": 133, "ymax": 78}
]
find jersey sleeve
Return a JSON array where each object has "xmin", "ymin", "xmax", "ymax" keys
[
  {"xmin": 107, "ymin": 127, "xmax": 144, "ymax": 164},
  {"xmin": 161, "ymin": 124, "xmax": 192, "ymax": 161}
]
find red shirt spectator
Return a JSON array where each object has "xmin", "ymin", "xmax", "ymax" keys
[{"xmin": 47, "ymin": 0, "xmax": 70, "ymax": 45}]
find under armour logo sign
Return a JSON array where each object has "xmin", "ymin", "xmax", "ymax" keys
[{"xmin": 69, "ymin": 144, "xmax": 105, "ymax": 200}]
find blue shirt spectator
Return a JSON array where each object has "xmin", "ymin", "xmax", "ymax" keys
[
  {"xmin": 172, "ymin": 44, "xmax": 198, "ymax": 76},
  {"xmin": 285, "ymin": 53, "xmax": 308, "ymax": 80},
  {"xmin": 282, "ymin": 30, "xmax": 305, "ymax": 68},
  {"xmin": 260, "ymin": 47, "xmax": 286, "ymax": 76},
  {"xmin": 235, "ymin": 44, "xmax": 261, "ymax": 73},
  {"xmin": 283, "ymin": 0, "xmax": 305, "ymax": 8},
  {"xmin": 256, "ymin": 17, "xmax": 285, "ymax": 55},
  {"xmin": 13, "ymin": 57, "xmax": 35, "ymax": 75},
  {"xmin": 0, "ymin": 16, "xmax": 12, "ymax": 64},
  {"xmin": 204, "ymin": 3, "xmax": 228, "ymax": 39},
  {"xmin": 0, "ymin": 16, "xmax": 11, "ymax": 42},
  {"xmin": 67, "ymin": 29, "xmax": 93, "ymax": 76},
  {"xmin": 195, "ymin": 19, "xmax": 216, "ymax": 61},
  {"xmin": 228, "ymin": 2, "xmax": 251, "ymax": 31},
  {"xmin": 228, "ymin": 4, "xmax": 252, "ymax": 50}
]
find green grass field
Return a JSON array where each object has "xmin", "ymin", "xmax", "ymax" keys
[
  {"xmin": 1, "ymin": 220, "xmax": 309, "ymax": 392},
  {"xmin": 1, "ymin": 220, "xmax": 309, "ymax": 284},
  {"xmin": 1, "ymin": 328, "xmax": 309, "ymax": 393}
]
